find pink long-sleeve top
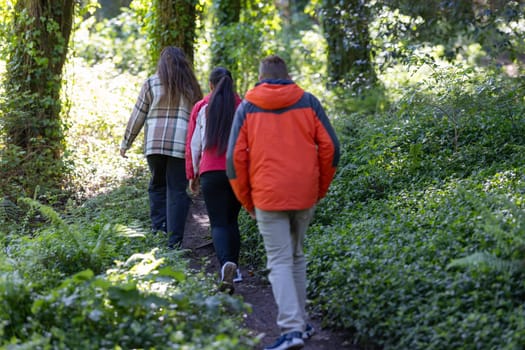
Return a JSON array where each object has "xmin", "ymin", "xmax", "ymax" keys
[{"xmin": 185, "ymin": 94, "xmax": 241, "ymax": 179}]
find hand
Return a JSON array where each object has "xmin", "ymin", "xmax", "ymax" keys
[
  {"xmin": 120, "ymin": 148, "xmax": 128, "ymax": 158},
  {"xmin": 189, "ymin": 177, "xmax": 200, "ymax": 195}
]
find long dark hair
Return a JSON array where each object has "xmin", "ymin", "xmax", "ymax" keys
[
  {"xmin": 157, "ymin": 46, "xmax": 203, "ymax": 106},
  {"xmin": 205, "ymin": 67, "xmax": 236, "ymax": 155}
]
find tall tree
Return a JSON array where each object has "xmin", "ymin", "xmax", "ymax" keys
[
  {"xmin": 1, "ymin": 0, "xmax": 75, "ymax": 195},
  {"xmin": 320, "ymin": 0, "xmax": 376, "ymax": 93},
  {"xmin": 133, "ymin": 0, "xmax": 200, "ymax": 68},
  {"xmin": 211, "ymin": 0, "xmax": 241, "ymax": 68},
  {"xmin": 156, "ymin": 0, "xmax": 199, "ymax": 64}
]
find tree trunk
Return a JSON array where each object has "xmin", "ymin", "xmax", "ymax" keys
[
  {"xmin": 322, "ymin": 0, "xmax": 376, "ymax": 93},
  {"xmin": 154, "ymin": 0, "xmax": 199, "ymax": 65},
  {"xmin": 2, "ymin": 0, "xmax": 75, "ymax": 194},
  {"xmin": 211, "ymin": 0, "xmax": 241, "ymax": 68}
]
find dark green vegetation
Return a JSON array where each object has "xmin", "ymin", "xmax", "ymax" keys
[
  {"xmin": 1, "ymin": 0, "xmax": 524, "ymax": 349},
  {"xmin": 307, "ymin": 68, "xmax": 525, "ymax": 349},
  {"xmin": 1, "ymin": 180, "xmax": 255, "ymax": 348}
]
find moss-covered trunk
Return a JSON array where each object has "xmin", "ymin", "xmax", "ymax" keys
[
  {"xmin": 1, "ymin": 0, "xmax": 75, "ymax": 195},
  {"xmin": 153, "ymin": 0, "xmax": 199, "ymax": 65}
]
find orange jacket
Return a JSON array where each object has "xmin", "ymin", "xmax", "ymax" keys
[{"xmin": 226, "ymin": 80, "xmax": 340, "ymax": 212}]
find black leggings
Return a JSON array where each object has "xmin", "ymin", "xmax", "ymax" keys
[{"xmin": 200, "ymin": 170, "xmax": 241, "ymax": 266}]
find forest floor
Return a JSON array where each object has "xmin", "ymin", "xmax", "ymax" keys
[{"xmin": 181, "ymin": 194, "xmax": 360, "ymax": 350}]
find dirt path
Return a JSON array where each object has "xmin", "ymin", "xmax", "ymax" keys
[{"xmin": 182, "ymin": 195, "xmax": 359, "ymax": 350}]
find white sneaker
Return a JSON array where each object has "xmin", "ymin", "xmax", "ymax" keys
[
  {"xmin": 233, "ymin": 268, "xmax": 243, "ymax": 283},
  {"xmin": 219, "ymin": 261, "xmax": 237, "ymax": 294}
]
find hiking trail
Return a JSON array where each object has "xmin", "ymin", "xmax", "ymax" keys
[{"xmin": 182, "ymin": 194, "xmax": 358, "ymax": 350}]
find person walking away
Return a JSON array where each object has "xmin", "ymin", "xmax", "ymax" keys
[
  {"xmin": 186, "ymin": 67, "xmax": 243, "ymax": 293},
  {"xmin": 226, "ymin": 55, "xmax": 340, "ymax": 350},
  {"xmin": 120, "ymin": 46, "xmax": 202, "ymax": 249}
]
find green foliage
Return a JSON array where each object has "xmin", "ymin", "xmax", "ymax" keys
[
  {"xmin": 369, "ymin": 6, "xmax": 424, "ymax": 71},
  {"xmin": 0, "ymin": 1, "xmax": 75, "ymax": 198},
  {"xmin": 73, "ymin": 9, "xmax": 148, "ymax": 74},
  {"xmin": 316, "ymin": 0, "xmax": 377, "ymax": 92},
  {"xmin": 320, "ymin": 64, "xmax": 524, "ymax": 222},
  {"xmin": 238, "ymin": 211, "xmax": 266, "ymax": 271},
  {"xmin": 369, "ymin": 1, "xmax": 525, "ymax": 72},
  {"xmin": 447, "ymin": 194, "xmax": 525, "ymax": 274},
  {"xmin": 1, "ymin": 184, "xmax": 257, "ymax": 348},
  {"xmin": 10, "ymin": 253, "xmax": 254, "ymax": 349},
  {"xmin": 309, "ymin": 174, "xmax": 525, "ymax": 349},
  {"xmin": 210, "ymin": 22, "xmax": 266, "ymax": 94},
  {"xmin": 394, "ymin": 63, "xmax": 525, "ymax": 170},
  {"xmin": 131, "ymin": 0, "xmax": 201, "ymax": 70},
  {"xmin": 9, "ymin": 197, "xmax": 144, "ymax": 287},
  {"xmin": 306, "ymin": 65, "xmax": 525, "ymax": 348},
  {"xmin": 2, "ymin": 2, "xmax": 524, "ymax": 349},
  {"xmin": 206, "ymin": 1, "xmax": 280, "ymax": 94},
  {"xmin": 0, "ymin": 1, "xmax": 12, "ymax": 53},
  {"xmin": 447, "ymin": 251, "xmax": 524, "ymax": 274},
  {"xmin": 0, "ymin": 269, "xmax": 33, "ymax": 341},
  {"xmin": 0, "ymin": 91, "xmax": 71, "ymax": 197}
]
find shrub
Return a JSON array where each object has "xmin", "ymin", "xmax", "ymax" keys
[
  {"xmin": 309, "ymin": 174, "xmax": 525, "ymax": 349},
  {"xmin": 305, "ymin": 67, "xmax": 525, "ymax": 349}
]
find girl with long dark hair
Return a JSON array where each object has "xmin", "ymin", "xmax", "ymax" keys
[{"xmin": 186, "ymin": 67, "xmax": 242, "ymax": 293}]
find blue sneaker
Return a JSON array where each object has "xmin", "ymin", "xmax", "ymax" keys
[
  {"xmin": 302, "ymin": 323, "xmax": 315, "ymax": 339},
  {"xmin": 264, "ymin": 331, "xmax": 304, "ymax": 350}
]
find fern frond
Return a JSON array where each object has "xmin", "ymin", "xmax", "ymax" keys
[
  {"xmin": 447, "ymin": 252, "xmax": 523, "ymax": 274},
  {"xmin": 16, "ymin": 197, "xmax": 83, "ymax": 249},
  {"xmin": 92, "ymin": 223, "xmax": 112, "ymax": 256},
  {"xmin": 0, "ymin": 198, "xmax": 21, "ymax": 222},
  {"xmin": 18, "ymin": 197, "xmax": 65, "ymax": 228}
]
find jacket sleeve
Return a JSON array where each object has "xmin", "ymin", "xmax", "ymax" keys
[
  {"xmin": 226, "ymin": 101, "xmax": 254, "ymax": 212},
  {"xmin": 190, "ymin": 108, "xmax": 205, "ymax": 176},
  {"xmin": 185, "ymin": 99, "xmax": 205, "ymax": 179},
  {"xmin": 121, "ymin": 78, "xmax": 151, "ymax": 151},
  {"xmin": 311, "ymin": 95, "xmax": 340, "ymax": 200}
]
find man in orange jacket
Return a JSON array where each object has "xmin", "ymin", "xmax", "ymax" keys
[{"xmin": 226, "ymin": 55, "xmax": 340, "ymax": 350}]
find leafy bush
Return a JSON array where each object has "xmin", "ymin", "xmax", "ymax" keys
[
  {"xmin": 305, "ymin": 66, "xmax": 525, "ymax": 349},
  {"xmin": 320, "ymin": 65, "xmax": 524, "ymax": 218},
  {"xmin": 1, "ymin": 188, "xmax": 258, "ymax": 349},
  {"xmin": 310, "ymin": 174, "xmax": 525, "ymax": 348},
  {"xmin": 74, "ymin": 9, "xmax": 148, "ymax": 74},
  {"xmin": 6, "ymin": 255, "xmax": 255, "ymax": 349},
  {"xmin": 0, "ymin": 269, "xmax": 33, "ymax": 340}
]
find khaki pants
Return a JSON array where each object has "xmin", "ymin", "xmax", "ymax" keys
[{"xmin": 255, "ymin": 206, "xmax": 316, "ymax": 334}]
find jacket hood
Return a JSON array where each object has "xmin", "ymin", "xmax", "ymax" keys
[{"xmin": 245, "ymin": 79, "xmax": 304, "ymax": 110}]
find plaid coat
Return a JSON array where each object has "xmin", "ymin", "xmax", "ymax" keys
[{"xmin": 121, "ymin": 74, "xmax": 192, "ymax": 158}]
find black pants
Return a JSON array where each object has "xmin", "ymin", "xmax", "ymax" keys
[
  {"xmin": 200, "ymin": 170, "xmax": 241, "ymax": 266},
  {"xmin": 147, "ymin": 155, "xmax": 190, "ymax": 247}
]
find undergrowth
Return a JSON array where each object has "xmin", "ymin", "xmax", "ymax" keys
[
  {"xmin": 1, "ymin": 172, "xmax": 257, "ymax": 348},
  {"xmin": 1, "ymin": 16, "xmax": 524, "ymax": 349},
  {"xmin": 306, "ymin": 66, "xmax": 525, "ymax": 349}
]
